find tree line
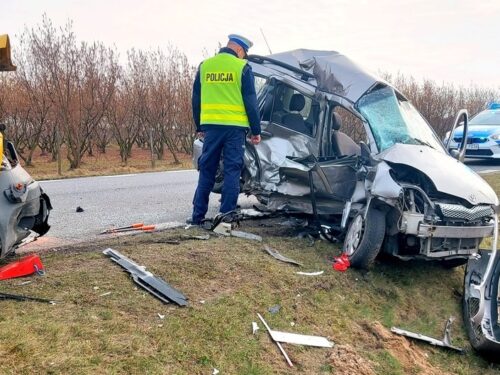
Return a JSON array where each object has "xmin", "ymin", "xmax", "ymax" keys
[
  {"xmin": 0, "ymin": 17, "xmax": 499, "ymax": 173},
  {"xmin": 0, "ymin": 17, "xmax": 195, "ymax": 172}
]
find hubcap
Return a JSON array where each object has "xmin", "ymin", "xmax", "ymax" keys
[{"xmin": 345, "ymin": 214, "xmax": 364, "ymax": 256}]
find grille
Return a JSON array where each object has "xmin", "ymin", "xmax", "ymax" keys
[{"xmin": 437, "ymin": 203, "xmax": 493, "ymax": 221}]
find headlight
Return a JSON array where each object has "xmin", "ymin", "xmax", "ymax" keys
[{"xmin": 490, "ymin": 133, "xmax": 500, "ymax": 140}]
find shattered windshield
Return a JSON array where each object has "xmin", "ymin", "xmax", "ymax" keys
[{"xmin": 357, "ymin": 86, "xmax": 444, "ymax": 152}]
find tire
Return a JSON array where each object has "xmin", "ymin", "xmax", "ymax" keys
[{"xmin": 344, "ymin": 207, "xmax": 386, "ymax": 269}]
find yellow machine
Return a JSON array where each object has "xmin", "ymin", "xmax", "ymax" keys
[
  {"xmin": 0, "ymin": 34, "xmax": 16, "ymax": 158},
  {"xmin": 0, "ymin": 34, "xmax": 16, "ymax": 72}
]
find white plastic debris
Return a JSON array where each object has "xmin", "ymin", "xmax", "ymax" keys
[
  {"xmin": 99, "ymin": 292, "xmax": 112, "ymax": 297},
  {"xmin": 157, "ymin": 313, "xmax": 165, "ymax": 320},
  {"xmin": 212, "ymin": 368, "xmax": 220, "ymax": 375},
  {"xmin": 296, "ymin": 271, "xmax": 324, "ymax": 276},
  {"xmin": 252, "ymin": 322, "xmax": 259, "ymax": 335}
]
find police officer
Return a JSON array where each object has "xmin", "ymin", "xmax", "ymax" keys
[{"xmin": 190, "ymin": 34, "xmax": 261, "ymax": 225}]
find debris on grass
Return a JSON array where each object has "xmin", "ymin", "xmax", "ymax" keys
[
  {"xmin": 99, "ymin": 292, "xmax": 112, "ymax": 297},
  {"xmin": 268, "ymin": 305, "xmax": 281, "ymax": 315},
  {"xmin": 296, "ymin": 271, "xmax": 324, "ymax": 276},
  {"xmin": 252, "ymin": 322, "xmax": 259, "ymax": 335},
  {"xmin": 257, "ymin": 313, "xmax": 293, "ymax": 367},
  {"xmin": 102, "ymin": 248, "xmax": 188, "ymax": 307},
  {"xmin": 391, "ymin": 316, "xmax": 464, "ymax": 353},
  {"xmin": 157, "ymin": 313, "xmax": 165, "ymax": 320},
  {"xmin": 0, "ymin": 292, "xmax": 56, "ymax": 304},
  {"xmin": 263, "ymin": 245, "xmax": 302, "ymax": 267},
  {"xmin": 0, "ymin": 254, "xmax": 45, "ymax": 280},
  {"xmin": 333, "ymin": 253, "xmax": 350, "ymax": 272}
]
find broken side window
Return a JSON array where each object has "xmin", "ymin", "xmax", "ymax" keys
[{"xmin": 270, "ymin": 83, "xmax": 318, "ymax": 137}]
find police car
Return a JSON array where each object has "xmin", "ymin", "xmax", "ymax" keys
[{"xmin": 445, "ymin": 103, "xmax": 500, "ymax": 159}]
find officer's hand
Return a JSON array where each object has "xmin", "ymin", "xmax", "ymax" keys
[
  {"xmin": 197, "ymin": 132, "xmax": 205, "ymax": 139},
  {"xmin": 250, "ymin": 135, "xmax": 261, "ymax": 145}
]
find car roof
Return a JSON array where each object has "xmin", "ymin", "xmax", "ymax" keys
[{"xmin": 248, "ymin": 49, "xmax": 386, "ymax": 103}]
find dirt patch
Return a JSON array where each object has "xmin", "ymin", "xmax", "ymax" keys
[
  {"xmin": 360, "ymin": 321, "xmax": 453, "ymax": 375},
  {"xmin": 329, "ymin": 344, "xmax": 375, "ymax": 375}
]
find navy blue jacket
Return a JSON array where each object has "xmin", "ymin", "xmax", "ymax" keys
[{"xmin": 192, "ymin": 47, "xmax": 261, "ymax": 135}]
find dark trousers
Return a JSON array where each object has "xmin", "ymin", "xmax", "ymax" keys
[{"xmin": 192, "ymin": 128, "xmax": 246, "ymax": 224}]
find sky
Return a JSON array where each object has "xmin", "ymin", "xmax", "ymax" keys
[{"xmin": 2, "ymin": 0, "xmax": 500, "ymax": 88}]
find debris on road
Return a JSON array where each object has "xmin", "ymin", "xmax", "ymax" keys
[
  {"xmin": 103, "ymin": 248, "xmax": 188, "ymax": 307},
  {"xmin": 0, "ymin": 292, "xmax": 56, "ymax": 304},
  {"xmin": 100, "ymin": 222, "xmax": 144, "ymax": 234},
  {"xmin": 76, "ymin": 206, "xmax": 84, "ymax": 212},
  {"xmin": 296, "ymin": 271, "xmax": 324, "ymax": 276},
  {"xmin": 263, "ymin": 245, "xmax": 302, "ymax": 267},
  {"xmin": 391, "ymin": 316, "xmax": 464, "ymax": 353},
  {"xmin": 0, "ymin": 254, "xmax": 45, "ymax": 280}
]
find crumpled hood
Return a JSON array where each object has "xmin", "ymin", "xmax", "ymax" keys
[{"xmin": 379, "ymin": 144, "xmax": 498, "ymax": 206}]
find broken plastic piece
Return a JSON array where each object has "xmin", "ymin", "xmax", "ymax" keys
[
  {"xmin": 391, "ymin": 317, "xmax": 464, "ymax": 353},
  {"xmin": 252, "ymin": 322, "xmax": 259, "ymax": 335},
  {"xmin": 213, "ymin": 222, "xmax": 231, "ymax": 236},
  {"xmin": 296, "ymin": 271, "xmax": 324, "ymax": 276},
  {"xmin": 333, "ymin": 253, "xmax": 350, "ymax": 272},
  {"xmin": 269, "ymin": 331, "xmax": 334, "ymax": 348},
  {"xmin": 263, "ymin": 245, "xmax": 302, "ymax": 267},
  {"xmin": 0, "ymin": 254, "xmax": 45, "ymax": 280},
  {"xmin": 103, "ymin": 248, "xmax": 188, "ymax": 307}
]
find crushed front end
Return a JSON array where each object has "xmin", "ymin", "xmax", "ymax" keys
[{"xmin": 0, "ymin": 144, "xmax": 51, "ymax": 257}]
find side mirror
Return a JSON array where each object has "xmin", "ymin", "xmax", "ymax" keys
[{"xmin": 445, "ymin": 109, "xmax": 468, "ymax": 162}]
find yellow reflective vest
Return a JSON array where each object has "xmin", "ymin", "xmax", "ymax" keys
[{"xmin": 200, "ymin": 53, "xmax": 250, "ymax": 127}]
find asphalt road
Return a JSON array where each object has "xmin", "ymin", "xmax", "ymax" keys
[
  {"xmin": 36, "ymin": 170, "xmax": 255, "ymax": 247},
  {"xmin": 465, "ymin": 158, "xmax": 500, "ymax": 173},
  {"xmin": 26, "ymin": 160, "xmax": 499, "ymax": 249}
]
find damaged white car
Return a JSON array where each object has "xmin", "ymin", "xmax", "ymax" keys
[
  {"xmin": 193, "ymin": 49, "xmax": 498, "ymax": 270},
  {"xmin": 0, "ymin": 34, "xmax": 51, "ymax": 257}
]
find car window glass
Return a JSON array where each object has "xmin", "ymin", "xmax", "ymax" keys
[
  {"xmin": 470, "ymin": 110, "xmax": 500, "ymax": 125},
  {"xmin": 254, "ymin": 75, "xmax": 267, "ymax": 98},
  {"xmin": 271, "ymin": 83, "xmax": 318, "ymax": 137},
  {"xmin": 357, "ymin": 86, "xmax": 444, "ymax": 152},
  {"xmin": 333, "ymin": 107, "xmax": 366, "ymax": 143}
]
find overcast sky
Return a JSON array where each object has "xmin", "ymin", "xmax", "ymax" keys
[{"xmin": 2, "ymin": 0, "xmax": 500, "ymax": 88}]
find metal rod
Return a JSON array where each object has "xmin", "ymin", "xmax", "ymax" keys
[{"xmin": 257, "ymin": 313, "xmax": 293, "ymax": 367}]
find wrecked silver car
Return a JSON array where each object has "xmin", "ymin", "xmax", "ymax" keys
[
  {"xmin": 0, "ymin": 34, "xmax": 51, "ymax": 258},
  {"xmin": 193, "ymin": 49, "xmax": 498, "ymax": 269}
]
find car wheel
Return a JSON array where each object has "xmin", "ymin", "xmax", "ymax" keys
[{"xmin": 344, "ymin": 207, "xmax": 386, "ymax": 269}]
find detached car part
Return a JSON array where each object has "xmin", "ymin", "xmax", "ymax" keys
[
  {"xmin": 391, "ymin": 317, "xmax": 464, "ymax": 353},
  {"xmin": 103, "ymin": 248, "xmax": 188, "ymax": 306}
]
